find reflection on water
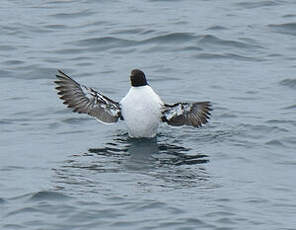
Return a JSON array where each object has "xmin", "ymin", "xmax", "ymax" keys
[
  {"xmin": 53, "ymin": 134, "xmax": 210, "ymax": 192},
  {"xmin": 89, "ymin": 135, "xmax": 209, "ymax": 168}
]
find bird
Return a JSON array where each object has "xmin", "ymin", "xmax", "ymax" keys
[{"xmin": 54, "ymin": 69, "xmax": 212, "ymax": 138}]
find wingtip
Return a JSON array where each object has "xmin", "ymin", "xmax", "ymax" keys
[
  {"xmin": 203, "ymin": 101, "xmax": 213, "ymax": 111},
  {"xmin": 57, "ymin": 69, "xmax": 68, "ymax": 77},
  {"xmin": 54, "ymin": 77, "xmax": 62, "ymax": 82},
  {"xmin": 56, "ymin": 69, "xmax": 75, "ymax": 82}
]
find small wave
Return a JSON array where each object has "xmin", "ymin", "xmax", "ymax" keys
[
  {"xmin": 14, "ymin": 66, "xmax": 56, "ymax": 80},
  {"xmin": 155, "ymin": 143, "xmax": 209, "ymax": 165},
  {"xmin": 218, "ymin": 113, "xmax": 238, "ymax": 119},
  {"xmin": 6, "ymin": 207, "xmax": 39, "ymax": 217},
  {"xmin": 231, "ymin": 96, "xmax": 260, "ymax": 101},
  {"xmin": 236, "ymin": 1, "xmax": 278, "ymax": 9},
  {"xmin": 154, "ymin": 217, "xmax": 206, "ymax": 229},
  {"xmin": 277, "ymin": 161, "xmax": 296, "ymax": 165},
  {"xmin": 0, "ymin": 197, "xmax": 5, "ymax": 204},
  {"xmin": 246, "ymin": 198, "xmax": 269, "ymax": 204},
  {"xmin": 181, "ymin": 46, "xmax": 203, "ymax": 51},
  {"xmin": 2, "ymin": 60, "xmax": 24, "ymax": 66},
  {"xmin": 194, "ymin": 53, "xmax": 260, "ymax": 62},
  {"xmin": 50, "ymin": 9, "xmax": 94, "ymax": 19},
  {"xmin": 57, "ymin": 130, "xmax": 90, "ymax": 135},
  {"xmin": 74, "ymin": 33, "xmax": 196, "ymax": 51},
  {"xmin": 29, "ymin": 191, "xmax": 71, "ymax": 201},
  {"xmin": 89, "ymin": 145, "xmax": 129, "ymax": 156},
  {"xmin": 279, "ymin": 78, "xmax": 296, "ymax": 89},
  {"xmin": 170, "ymin": 154, "xmax": 209, "ymax": 165},
  {"xmin": 74, "ymin": 37, "xmax": 136, "ymax": 51},
  {"xmin": 197, "ymin": 34, "xmax": 255, "ymax": 49},
  {"xmin": 76, "ymin": 37, "xmax": 134, "ymax": 46},
  {"xmin": 0, "ymin": 45, "xmax": 17, "ymax": 51},
  {"xmin": 207, "ymin": 25, "xmax": 227, "ymax": 31},
  {"xmin": 0, "ymin": 165, "xmax": 26, "ymax": 171},
  {"xmin": 240, "ymin": 123, "xmax": 288, "ymax": 134},
  {"xmin": 44, "ymin": 24, "xmax": 68, "ymax": 30},
  {"xmin": 283, "ymin": 14, "xmax": 296, "ymax": 18},
  {"xmin": 149, "ymin": 0, "xmax": 183, "ymax": 2},
  {"xmin": 269, "ymin": 23, "xmax": 296, "ymax": 36},
  {"xmin": 284, "ymin": 104, "xmax": 296, "ymax": 109},
  {"xmin": 142, "ymin": 32, "xmax": 196, "ymax": 44},
  {"xmin": 111, "ymin": 28, "xmax": 155, "ymax": 35},
  {"xmin": 54, "ymin": 48, "xmax": 85, "ymax": 55},
  {"xmin": 133, "ymin": 200, "xmax": 167, "ymax": 211},
  {"xmin": 198, "ymin": 34, "xmax": 262, "ymax": 50},
  {"xmin": 206, "ymin": 210, "xmax": 236, "ymax": 217},
  {"xmin": 0, "ymin": 70, "xmax": 14, "ymax": 79},
  {"xmin": 0, "ymin": 119, "xmax": 13, "ymax": 125},
  {"xmin": 2, "ymin": 224, "xmax": 23, "ymax": 229},
  {"xmin": 265, "ymin": 139, "xmax": 285, "ymax": 147},
  {"xmin": 266, "ymin": 119, "xmax": 296, "ymax": 127},
  {"xmin": 284, "ymin": 136, "xmax": 296, "ymax": 145},
  {"xmin": 61, "ymin": 117, "xmax": 91, "ymax": 124}
]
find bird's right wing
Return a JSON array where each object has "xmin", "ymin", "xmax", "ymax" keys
[
  {"xmin": 161, "ymin": 102, "xmax": 212, "ymax": 127},
  {"xmin": 55, "ymin": 70, "xmax": 121, "ymax": 123}
]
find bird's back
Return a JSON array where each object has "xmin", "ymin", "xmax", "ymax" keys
[{"xmin": 120, "ymin": 86, "xmax": 163, "ymax": 138}]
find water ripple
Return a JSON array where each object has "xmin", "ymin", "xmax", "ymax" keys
[
  {"xmin": 142, "ymin": 32, "xmax": 195, "ymax": 44},
  {"xmin": 29, "ymin": 191, "xmax": 72, "ymax": 201},
  {"xmin": 2, "ymin": 224, "xmax": 24, "ymax": 229},
  {"xmin": 207, "ymin": 25, "xmax": 228, "ymax": 31},
  {"xmin": 269, "ymin": 23, "xmax": 296, "ymax": 36},
  {"xmin": 50, "ymin": 10, "xmax": 95, "ymax": 19},
  {"xmin": 279, "ymin": 78, "xmax": 296, "ymax": 89},
  {"xmin": 194, "ymin": 53, "xmax": 261, "ymax": 62},
  {"xmin": 197, "ymin": 34, "xmax": 262, "ymax": 50},
  {"xmin": 74, "ymin": 36, "xmax": 135, "ymax": 48},
  {"xmin": 236, "ymin": 1, "xmax": 279, "ymax": 9},
  {"xmin": 0, "ymin": 197, "xmax": 5, "ymax": 204},
  {"xmin": 6, "ymin": 207, "xmax": 39, "ymax": 217},
  {"xmin": 73, "ymin": 32, "xmax": 196, "ymax": 51},
  {"xmin": 265, "ymin": 139, "xmax": 286, "ymax": 148},
  {"xmin": 0, "ymin": 45, "xmax": 16, "ymax": 51},
  {"xmin": 51, "ymin": 134, "xmax": 210, "ymax": 194}
]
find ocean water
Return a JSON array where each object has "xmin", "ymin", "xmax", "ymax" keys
[{"xmin": 1, "ymin": 0, "xmax": 296, "ymax": 229}]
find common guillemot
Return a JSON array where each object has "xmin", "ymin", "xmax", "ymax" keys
[{"xmin": 55, "ymin": 69, "xmax": 212, "ymax": 138}]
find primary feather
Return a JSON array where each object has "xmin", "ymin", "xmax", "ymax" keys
[
  {"xmin": 161, "ymin": 102, "xmax": 212, "ymax": 127},
  {"xmin": 55, "ymin": 70, "xmax": 121, "ymax": 123}
]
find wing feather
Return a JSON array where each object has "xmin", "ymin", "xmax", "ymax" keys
[
  {"xmin": 162, "ymin": 102, "xmax": 212, "ymax": 127},
  {"xmin": 54, "ymin": 70, "xmax": 121, "ymax": 123}
]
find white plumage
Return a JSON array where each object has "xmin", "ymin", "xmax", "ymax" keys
[{"xmin": 120, "ymin": 86, "xmax": 164, "ymax": 138}]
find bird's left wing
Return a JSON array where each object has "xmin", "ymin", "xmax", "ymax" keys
[
  {"xmin": 55, "ymin": 70, "xmax": 121, "ymax": 123},
  {"xmin": 161, "ymin": 101, "xmax": 212, "ymax": 127}
]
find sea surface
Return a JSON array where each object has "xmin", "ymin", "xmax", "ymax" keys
[{"xmin": 1, "ymin": 0, "xmax": 296, "ymax": 229}]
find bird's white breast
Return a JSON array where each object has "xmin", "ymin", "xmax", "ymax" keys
[{"xmin": 120, "ymin": 86, "xmax": 164, "ymax": 138}]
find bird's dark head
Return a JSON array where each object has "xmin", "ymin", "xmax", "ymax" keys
[{"xmin": 130, "ymin": 69, "xmax": 147, "ymax": 87}]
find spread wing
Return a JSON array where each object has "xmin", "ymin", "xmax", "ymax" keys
[
  {"xmin": 161, "ymin": 102, "xmax": 212, "ymax": 127},
  {"xmin": 55, "ymin": 70, "xmax": 121, "ymax": 123}
]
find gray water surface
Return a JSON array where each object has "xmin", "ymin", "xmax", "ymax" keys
[{"xmin": 1, "ymin": 0, "xmax": 296, "ymax": 229}]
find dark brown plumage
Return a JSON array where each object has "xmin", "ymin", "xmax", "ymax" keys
[
  {"xmin": 54, "ymin": 70, "xmax": 121, "ymax": 123},
  {"xmin": 162, "ymin": 102, "xmax": 212, "ymax": 127}
]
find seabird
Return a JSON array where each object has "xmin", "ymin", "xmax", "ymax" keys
[{"xmin": 55, "ymin": 69, "xmax": 212, "ymax": 138}]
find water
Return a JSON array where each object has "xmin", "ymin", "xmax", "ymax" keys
[{"xmin": 1, "ymin": 0, "xmax": 296, "ymax": 229}]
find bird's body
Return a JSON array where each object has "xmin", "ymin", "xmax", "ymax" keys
[
  {"xmin": 55, "ymin": 69, "xmax": 212, "ymax": 138},
  {"xmin": 120, "ymin": 86, "xmax": 163, "ymax": 138}
]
